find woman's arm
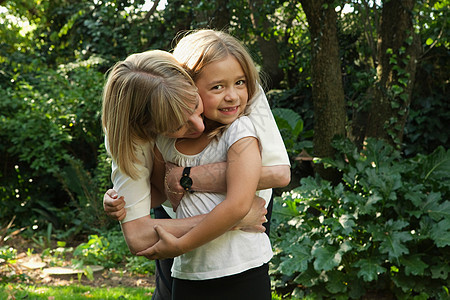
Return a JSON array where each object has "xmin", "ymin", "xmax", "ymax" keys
[
  {"xmin": 121, "ymin": 214, "xmax": 204, "ymax": 255},
  {"xmin": 165, "ymin": 163, "xmax": 290, "ymax": 195},
  {"xmin": 139, "ymin": 137, "xmax": 261, "ymax": 259},
  {"xmin": 150, "ymin": 146, "xmax": 174, "ymax": 209}
]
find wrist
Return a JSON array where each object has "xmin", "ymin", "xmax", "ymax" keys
[
  {"xmin": 179, "ymin": 167, "xmax": 195, "ymax": 193},
  {"xmin": 165, "ymin": 166, "xmax": 184, "ymax": 194}
]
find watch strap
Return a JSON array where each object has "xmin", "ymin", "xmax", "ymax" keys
[{"xmin": 180, "ymin": 167, "xmax": 194, "ymax": 193}]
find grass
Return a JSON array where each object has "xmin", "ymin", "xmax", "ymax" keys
[
  {"xmin": 0, "ymin": 283, "xmax": 154, "ymax": 300},
  {"xmin": 0, "ymin": 283, "xmax": 291, "ymax": 300}
]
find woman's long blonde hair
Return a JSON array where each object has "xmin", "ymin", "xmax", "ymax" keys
[
  {"xmin": 102, "ymin": 50, "xmax": 198, "ymax": 179},
  {"xmin": 173, "ymin": 30, "xmax": 261, "ymax": 137}
]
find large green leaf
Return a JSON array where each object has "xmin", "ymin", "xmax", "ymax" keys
[
  {"xmin": 272, "ymin": 108, "xmax": 302, "ymax": 130},
  {"xmin": 421, "ymin": 147, "xmax": 450, "ymax": 183},
  {"xmin": 312, "ymin": 244, "xmax": 341, "ymax": 271},
  {"xmin": 429, "ymin": 218, "xmax": 450, "ymax": 247},
  {"xmin": 430, "ymin": 263, "xmax": 449, "ymax": 280},
  {"xmin": 400, "ymin": 254, "xmax": 428, "ymax": 276},
  {"xmin": 338, "ymin": 214, "xmax": 356, "ymax": 235},
  {"xmin": 293, "ymin": 266, "xmax": 321, "ymax": 288},
  {"xmin": 425, "ymin": 197, "xmax": 450, "ymax": 222},
  {"xmin": 353, "ymin": 258, "xmax": 387, "ymax": 282},
  {"xmin": 279, "ymin": 242, "xmax": 312, "ymax": 275},
  {"xmin": 325, "ymin": 270, "xmax": 348, "ymax": 294},
  {"xmin": 370, "ymin": 220, "xmax": 413, "ymax": 260}
]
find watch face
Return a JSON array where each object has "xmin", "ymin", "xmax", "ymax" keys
[{"xmin": 180, "ymin": 176, "xmax": 193, "ymax": 189}]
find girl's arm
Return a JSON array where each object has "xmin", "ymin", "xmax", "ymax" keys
[{"xmin": 139, "ymin": 136, "xmax": 261, "ymax": 259}]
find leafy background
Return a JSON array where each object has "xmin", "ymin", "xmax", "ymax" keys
[{"xmin": 1, "ymin": 0, "xmax": 449, "ymax": 299}]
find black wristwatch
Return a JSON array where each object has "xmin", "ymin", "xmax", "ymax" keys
[{"xmin": 180, "ymin": 167, "xmax": 194, "ymax": 193}]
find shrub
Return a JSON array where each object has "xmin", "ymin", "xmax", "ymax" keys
[
  {"xmin": 73, "ymin": 231, "xmax": 155, "ymax": 275},
  {"xmin": 0, "ymin": 60, "xmax": 112, "ymax": 235},
  {"xmin": 270, "ymin": 138, "xmax": 449, "ymax": 299}
]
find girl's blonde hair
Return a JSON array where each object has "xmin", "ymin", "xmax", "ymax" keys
[
  {"xmin": 102, "ymin": 50, "xmax": 198, "ymax": 179},
  {"xmin": 173, "ymin": 30, "xmax": 261, "ymax": 137}
]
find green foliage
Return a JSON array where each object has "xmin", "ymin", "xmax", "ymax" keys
[
  {"xmin": 271, "ymin": 138, "xmax": 450, "ymax": 299},
  {"xmin": 73, "ymin": 233, "xmax": 128, "ymax": 268},
  {"xmin": 272, "ymin": 107, "xmax": 313, "ymax": 159},
  {"xmin": 0, "ymin": 246, "xmax": 17, "ymax": 264},
  {"xmin": 0, "ymin": 57, "xmax": 113, "ymax": 235},
  {"xmin": 72, "ymin": 231, "xmax": 155, "ymax": 275},
  {"xmin": 1, "ymin": 2, "xmax": 449, "ymax": 297}
]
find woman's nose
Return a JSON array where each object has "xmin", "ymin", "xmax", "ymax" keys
[{"xmin": 191, "ymin": 115, "xmax": 205, "ymax": 133}]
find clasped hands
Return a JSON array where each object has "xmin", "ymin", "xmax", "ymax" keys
[{"xmin": 135, "ymin": 193, "xmax": 267, "ymax": 259}]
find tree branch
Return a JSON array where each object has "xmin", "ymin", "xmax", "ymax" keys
[{"xmin": 144, "ymin": 0, "xmax": 160, "ymax": 22}]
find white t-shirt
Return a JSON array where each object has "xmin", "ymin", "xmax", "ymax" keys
[
  {"xmin": 107, "ymin": 139, "xmax": 154, "ymax": 223},
  {"xmin": 109, "ymin": 86, "xmax": 290, "ymax": 223},
  {"xmin": 156, "ymin": 116, "xmax": 273, "ymax": 280}
]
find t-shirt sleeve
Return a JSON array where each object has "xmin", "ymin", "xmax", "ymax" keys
[
  {"xmin": 224, "ymin": 116, "xmax": 258, "ymax": 151},
  {"xmin": 248, "ymin": 85, "xmax": 290, "ymax": 167},
  {"xmin": 105, "ymin": 136, "xmax": 153, "ymax": 223}
]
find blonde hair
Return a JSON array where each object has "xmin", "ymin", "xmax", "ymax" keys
[
  {"xmin": 173, "ymin": 30, "xmax": 261, "ymax": 137},
  {"xmin": 102, "ymin": 50, "xmax": 198, "ymax": 179}
]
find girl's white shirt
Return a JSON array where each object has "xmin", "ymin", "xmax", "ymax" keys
[
  {"xmin": 107, "ymin": 86, "xmax": 290, "ymax": 223},
  {"xmin": 156, "ymin": 116, "xmax": 272, "ymax": 280}
]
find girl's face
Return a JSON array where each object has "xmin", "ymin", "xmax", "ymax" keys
[
  {"xmin": 195, "ymin": 55, "xmax": 248, "ymax": 125},
  {"xmin": 165, "ymin": 95, "xmax": 205, "ymax": 139}
]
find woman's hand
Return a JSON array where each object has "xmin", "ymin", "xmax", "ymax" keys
[
  {"xmin": 233, "ymin": 196, "xmax": 267, "ymax": 233},
  {"xmin": 136, "ymin": 225, "xmax": 186, "ymax": 260},
  {"xmin": 164, "ymin": 162, "xmax": 184, "ymax": 211},
  {"xmin": 103, "ymin": 189, "xmax": 126, "ymax": 221}
]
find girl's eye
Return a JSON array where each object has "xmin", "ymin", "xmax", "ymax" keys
[
  {"xmin": 212, "ymin": 85, "xmax": 223, "ymax": 90},
  {"xmin": 236, "ymin": 80, "xmax": 245, "ymax": 86}
]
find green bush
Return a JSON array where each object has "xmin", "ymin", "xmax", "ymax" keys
[
  {"xmin": 270, "ymin": 138, "xmax": 449, "ymax": 299},
  {"xmin": 73, "ymin": 231, "xmax": 155, "ymax": 275},
  {"xmin": 0, "ymin": 61, "xmax": 112, "ymax": 235}
]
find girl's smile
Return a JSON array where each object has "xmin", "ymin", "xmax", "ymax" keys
[{"xmin": 219, "ymin": 106, "xmax": 240, "ymax": 114}]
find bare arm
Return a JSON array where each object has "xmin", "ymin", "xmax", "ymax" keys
[
  {"xmin": 150, "ymin": 147, "xmax": 175, "ymax": 209},
  {"xmin": 140, "ymin": 137, "xmax": 261, "ymax": 259},
  {"xmin": 121, "ymin": 214, "xmax": 204, "ymax": 255},
  {"xmin": 165, "ymin": 163, "xmax": 290, "ymax": 195}
]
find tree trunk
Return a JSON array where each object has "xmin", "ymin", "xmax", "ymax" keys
[
  {"xmin": 365, "ymin": 0, "xmax": 420, "ymax": 145},
  {"xmin": 210, "ymin": 0, "xmax": 231, "ymax": 30},
  {"xmin": 186, "ymin": 0, "xmax": 230, "ymax": 30},
  {"xmin": 247, "ymin": 0, "xmax": 284, "ymax": 89},
  {"xmin": 300, "ymin": 0, "xmax": 346, "ymax": 183}
]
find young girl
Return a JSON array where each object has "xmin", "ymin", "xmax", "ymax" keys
[{"xmin": 145, "ymin": 30, "xmax": 276, "ymax": 300}]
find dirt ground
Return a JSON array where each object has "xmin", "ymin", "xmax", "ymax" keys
[{"xmin": 1, "ymin": 235, "xmax": 156, "ymax": 289}]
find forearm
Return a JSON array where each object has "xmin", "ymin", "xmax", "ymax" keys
[
  {"xmin": 168, "ymin": 163, "xmax": 290, "ymax": 193},
  {"xmin": 178, "ymin": 200, "xmax": 249, "ymax": 253},
  {"xmin": 170, "ymin": 162, "xmax": 228, "ymax": 193},
  {"xmin": 258, "ymin": 165, "xmax": 291, "ymax": 189},
  {"xmin": 121, "ymin": 214, "xmax": 205, "ymax": 254}
]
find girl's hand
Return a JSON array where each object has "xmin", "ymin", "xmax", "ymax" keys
[
  {"xmin": 103, "ymin": 189, "xmax": 126, "ymax": 221},
  {"xmin": 164, "ymin": 162, "xmax": 184, "ymax": 211},
  {"xmin": 233, "ymin": 196, "xmax": 267, "ymax": 233},
  {"xmin": 136, "ymin": 225, "xmax": 185, "ymax": 259}
]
